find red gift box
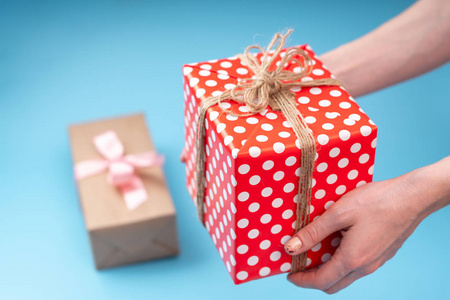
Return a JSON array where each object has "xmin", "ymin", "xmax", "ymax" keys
[{"xmin": 182, "ymin": 44, "xmax": 377, "ymax": 284}]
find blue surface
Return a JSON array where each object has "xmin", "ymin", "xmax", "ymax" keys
[{"xmin": 0, "ymin": 0, "xmax": 449, "ymax": 299}]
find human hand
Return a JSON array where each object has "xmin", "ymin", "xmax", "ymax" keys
[
  {"xmin": 284, "ymin": 157, "xmax": 450, "ymax": 294},
  {"xmin": 180, "ymin": 148, "xmax": 186, "ymax": 163}
]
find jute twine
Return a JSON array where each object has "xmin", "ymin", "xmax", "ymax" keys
[{"xmin": 195, "ymin": 29, "xmax": 341, "ymax": 273}]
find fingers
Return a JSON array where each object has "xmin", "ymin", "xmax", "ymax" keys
[
  {"xmin": 324, "ymin": 259, "xmax": 385, "ymax": 294},
  {"xmin": 324, "ymin": 271, "xmax": 364, "ymax": 294},
  {"xmin": 313, "ymin": 255, "xmax": 389, "ymax": 294},
  {"xmin": 180, "ymin": 148, "xmax": 186, "ymax": 163},
  {"xmin": 284, "ymin": 203, "xmax": 352, "ymax": 255},
  {"xmin": 287, "ymin": 253, "xmax": 350, "ymax": 291}
]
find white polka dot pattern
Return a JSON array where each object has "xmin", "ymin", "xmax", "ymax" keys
[{"xmin": 182, "ymin": 45, "xmax": 377, "ymax": 284}]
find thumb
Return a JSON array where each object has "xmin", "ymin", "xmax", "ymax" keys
[{"xmin": 284, "ymin": 203, "xmax": 351, "ymax": 255}]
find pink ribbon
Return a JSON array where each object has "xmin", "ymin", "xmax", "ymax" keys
[{"xmin": 75, "ymin": 131, "xmax": 165, "ymax": 210}]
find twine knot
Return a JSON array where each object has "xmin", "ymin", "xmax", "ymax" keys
[
  {"xmin": 245, "ymin": 70, "xmax": 284, "ymax": 112},
  {"xmin": 256, "ymin": 70, "xmax": 281, "ymax": 92}
]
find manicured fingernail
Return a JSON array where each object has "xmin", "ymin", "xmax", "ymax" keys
[{"xmin": 284, "ymin": 237, "xmax": 302, "ymax": 254}]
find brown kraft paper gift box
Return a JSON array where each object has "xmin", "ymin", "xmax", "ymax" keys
[{"xmin": 69, "ymin": 113, "xmax": 179, "ymax": 269}]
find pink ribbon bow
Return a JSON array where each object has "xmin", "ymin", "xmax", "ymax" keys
[{"xmin": 74, "ymin": 131, "xmax": 165, "ymax": 210}]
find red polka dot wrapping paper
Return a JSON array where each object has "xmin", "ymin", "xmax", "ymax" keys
[{"xmin": 182, "ymin": 45, "xmax": 377, "ymax": 284}]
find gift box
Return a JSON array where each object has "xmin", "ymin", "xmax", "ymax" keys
[
  {"xmin": 182, "ymin": 38, "xmax": 377, "ymax": 283},
  {"xmin": 69, "ymin": 114, "xmax": 179, "ymax": 269}
]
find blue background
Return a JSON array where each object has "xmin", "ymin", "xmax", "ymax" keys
[{"xmin": 1, "ymin": 0, "xmax": 449, "ymax": 299}]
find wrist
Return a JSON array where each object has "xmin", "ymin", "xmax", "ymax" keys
[
  {"xmin": 406, "ymin": 157, "xmax": 450, "ymax": 220},
  {"xmin": 320, "ymin": 43, "xmax": 359, "ymax": 95},
  {"xmin": 320, "ymin": 38, "xmax": 386, "ymax": 98}
]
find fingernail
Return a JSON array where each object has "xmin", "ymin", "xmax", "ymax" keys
[{"xmin": 284, "ymin": 237, "xmax": 302, "ymax": 254}]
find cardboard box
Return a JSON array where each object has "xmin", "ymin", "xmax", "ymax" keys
[{"xmin": 69, "ymin": 114, "xmax": 179, "ymax": 269}]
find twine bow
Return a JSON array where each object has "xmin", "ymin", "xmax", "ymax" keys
[
  {"xmin": 195, "ymin": 29, "xmax": 342, "ymax": 273},
  {"xmin": 75, "ymin": 130, "xmax": 165, "ymax": 211}
]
